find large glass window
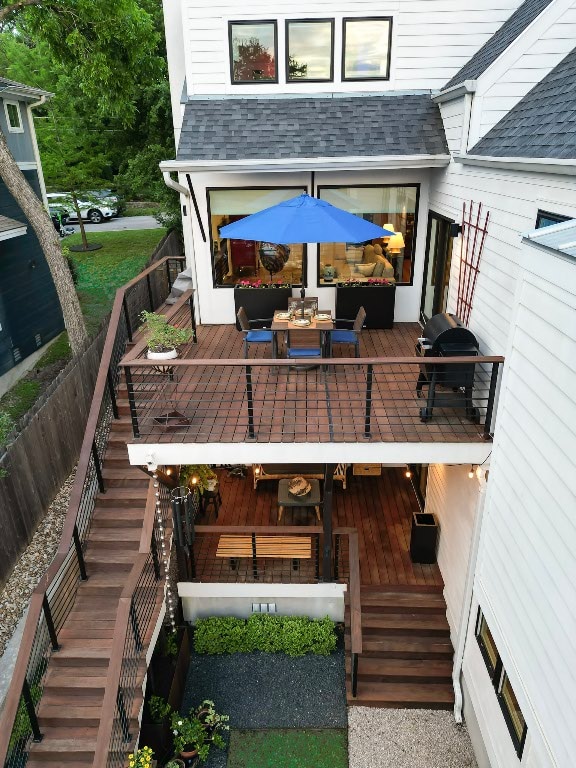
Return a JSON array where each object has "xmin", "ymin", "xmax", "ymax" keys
[
  {"xmin": 317, "ymin": 185, "xmax": 419, "ymax": 285},
  {"xmin": 208, "ymin": 188, "xmax": 306, "ymax": 287},
  {"xmin": 342, "ymin": 17, "xmax": 392, "ymax": 81},
  {"xmin": 229, "ymin": 21, "xmax": 278, "ymax": 83},
  {"xmin": 535, "ymin": 209, "xmax": 570, "ymax": 229},
  {"xmin": 286, "ymin": 19, "xmax": 334, "ymax": 81},
  {"xmin": 4, "ymin": 101, "xmax": 23, "ymax": 132}
]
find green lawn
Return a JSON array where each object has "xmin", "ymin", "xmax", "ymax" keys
[
  {"xmin": 227, "ymin": 729, "xmax": 348, "ymax": 768},
  {"xmin": 66, "ymin": 228, "xmax": 166, "ymax": 333}
]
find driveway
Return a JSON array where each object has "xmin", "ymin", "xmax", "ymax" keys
[{"xmin": 69, "ymin": 215, "xmax": 160, "ymax": 233}]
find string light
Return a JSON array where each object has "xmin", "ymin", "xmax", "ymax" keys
[
  {"xmin": 405, "ymin": 466, "xmax": 412, "ymax": 479},
  {"xmin": 468, "ymin": 465, "xmax": 475, "ymax": 479}
]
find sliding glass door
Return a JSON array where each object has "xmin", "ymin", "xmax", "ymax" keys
[{"xmin": 420, "ymin": 212, "xmax": 453, "ymax": 323}]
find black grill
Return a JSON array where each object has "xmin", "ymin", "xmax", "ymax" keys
[{"xmin": 415, "ymin": 313, "xmax": 479, "ymax": 422}]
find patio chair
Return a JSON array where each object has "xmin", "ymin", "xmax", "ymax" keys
[
  {"xmin": 236, "ymin": 306, "xmax": 277, "ymax": 358},
  {"xmin": 330, "ymin": 306, "xmax": 366, "ymax": 358},
  {"xmin": 286, "ymin": 330, "xmax": 323, "ymax": 367}
]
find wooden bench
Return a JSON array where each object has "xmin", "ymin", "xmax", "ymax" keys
[
  {"xmin": 253, "ymin": 463, "xmax": 348, "ymax": 490},
  {"xmin": 216, "ymin": 534, "xmax": 312, "ymax": 578}
]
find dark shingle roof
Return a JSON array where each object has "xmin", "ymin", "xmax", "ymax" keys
[
  {"xmin": 0, "ymin": 76, "xmax": 51, "ymax": 98},
  {"xmin": 443, "ymin": 0, "xmax": 554, "ymax": 90},
  {"xmin": 0, "ymin": 215, "xmax": 26, "ymax": 236},
  {"xmin": 176, "ymin": 94, "xmax": 448, "ymax": 162},
  {"xmin": 469, "ymin": 46, "xmax": 576, "ymax": 159}
]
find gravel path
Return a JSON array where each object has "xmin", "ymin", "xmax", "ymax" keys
[
  {"xmin": 348, "ymin": 707, "xmax": 477, "ymax": 768},
  {"xmin": 0, "ymin": 470, "xmax": 75, "ymax": 658},
  {"xmin": 182, "ymin": 647, "xmax": 347, "ymax": 730}
]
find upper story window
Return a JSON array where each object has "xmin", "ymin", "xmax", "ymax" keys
[
  {"xmin": 4, "ymin": 101, "xmax": 24, "ymax": 133},
  {"xmin": 342, "ymin": 17, "xmax": 392, "ymax": 81},
  {"xmin": 535, "ymin": 209, "xmax": 570, "ymax": 229},
  {"xmin": 286, "ymin": 19, "xmax": 334, "ymax": 82},
  {"xmin": 229, "ymin": 21, "xmax": 278, "ymax": 83}
]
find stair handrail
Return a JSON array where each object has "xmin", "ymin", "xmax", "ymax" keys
[
  {"xmin": 0, "ymin": 255, "xmax": 185, "ymax": 765},
  {"xmin": 93, "ymin": 478, "xmax": 165, "ymax": 768},
  {"xmin": 346, "ymin": 529, "xmax": 363, "ymax": 697}
]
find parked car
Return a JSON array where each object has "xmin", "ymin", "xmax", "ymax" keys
[
  {"xmin": 89, "ymin": 190, "xmax": 122, "ymax": 217},
  {"xmin": 46, "ymin": 192, "xmax": 116, "ymax": 224}
]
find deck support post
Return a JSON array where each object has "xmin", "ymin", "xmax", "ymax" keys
[
  {"xmin": 484, "ymin": 361, "xmax": 500, "ymax": 438},
  {"xmin": 245, "ymin": 365, "xmax": 255, "ymax": 439},
  {"xmin": 364, "ymin": 364, "xmax": 373, "ymax": 438},
  {"xmin": 189, "ymin": 295, "xmax": 197, "ymax": 342},
  {"xmin": 22, "ymin": 679, "xmax": 43, "ymax": 742},
  {"xmin": 322, "ymin": 464, "xmax": 335, "ymax": 581}
]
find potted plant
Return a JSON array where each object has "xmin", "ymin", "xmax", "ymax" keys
[
  {"xmin": 128, "ymin": 746, "xmax": 154, "ymax": 768},
  {"xmin": 180, "ymin": 465, "xmax": 217, "ymax": 494},
  {"xmin": 233, "ymin": 279, "xmax": 292, "ymax": 330},
  {"xmin": 140, "ymin": 310, "xmax": 193, "ymax": 363},
  {"xmin": 170, "ymin": 712, "xmax": 211, "ymax": 764},
  {"xmin": 193, "ymin": 700, "xmax": 230, "ymax": 740},
  {"xmin": 335, "ymin": 277, "xmax": 396, "ymax": 329},
  {"xmin": 165, "ymin": 761, "xmax": 185, "ymax": 768}
]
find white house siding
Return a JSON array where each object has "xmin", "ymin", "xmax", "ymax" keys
[
  {"xmin": 428, "ymin": 162, "xmax": 576, "ymax": 356},
  {"xmin": 424, "ymin": 464, "xmax": 482, "ymax": 644},
  {"xmin": 181, "ymin": 167, "xmax": 432, "ymax": 325},
  {"xmin": 438, "ymin": 97, "xmax": 467, "ymax": 155},
  {"xmin": 475, "ymin": 4, "xmax": 576, "ymax": 141},
  {"xmin": 179, "ymin": 0, "xmax": 522, "ymax": 95}
]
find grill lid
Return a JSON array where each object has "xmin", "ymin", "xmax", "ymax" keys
[{"xmin": 421, "ymin": 313, "xmax": 478, "ymax": 349}]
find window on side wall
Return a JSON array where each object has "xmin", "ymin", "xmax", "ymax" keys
[
  {"xmin": 229, "ymin": 21, "xmax": 278, "ymax": 83},
  {"xmin": 4, "ymin": 101, "xmax": 23, "ymax": 132},
  {"xmin": 342, "ymin": 17, "xmax": 392, "ymax": 81},
  {"xmin": 475, "ymin": 609, "xmax": 528, "ymax": 758},
  {"xmin": 286, "ymin": 19, "xmax": 334, "ymax": 82},
  {"xmin": 317, "ymin": 185, "xmax": 419, "ymax": 285},
  {"xmin": 207, "ymin": 187, "xmax": 306, "ymax": 287},
  {"xmin": 535, "ymin": 210, "xmax": 570, "ymax": 229}
]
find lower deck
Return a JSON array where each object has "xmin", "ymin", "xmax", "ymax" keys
[{"xmin": 193, "ymin": 466, "xmax": 443, "ymax": 589}]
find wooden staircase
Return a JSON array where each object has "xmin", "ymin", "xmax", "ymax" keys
[
  {"xmin": 345, "ymin": 585, "xmax": 455, "ymax": 709},
  {"xmin": 27, "ymin": 412, "xmax": 156, "ymax": 767}
]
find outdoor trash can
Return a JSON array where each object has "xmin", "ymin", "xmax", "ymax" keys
[{"xmin": 410, "ymin": 512, "xmax": 439, "ymax": 564}]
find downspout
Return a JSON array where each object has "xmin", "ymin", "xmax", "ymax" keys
[
  {"xmin": 28, "ymin": 95, "xmax": 49, "ymax": 206},
  {"xmin": 460, "ymin": 91, "xmax": 474, "ymax": 156},
  {"xmin": 453, "ymin": 470, "xmax": 488, "ymax": 722},
  {"xmin": 162, "ymin": 170, "xmax": 189, "ymax": 198}
]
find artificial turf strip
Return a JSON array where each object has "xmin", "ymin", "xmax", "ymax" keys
[
  {"xmin": 227, "ymin": 729, "xmax": 348, "ymax": 768},
  {"xmin": 66, "ymin": 228, "xmax": 166, "ymax": 332}
]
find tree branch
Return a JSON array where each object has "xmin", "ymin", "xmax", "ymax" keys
[{"xmin": 0, "ymin": 0, "xmax": 51, "ymax": 24}]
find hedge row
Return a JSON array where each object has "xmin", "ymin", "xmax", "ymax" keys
[{"xmin": 194, "ymin": 615, "xmax": 336, "ymax": 656}]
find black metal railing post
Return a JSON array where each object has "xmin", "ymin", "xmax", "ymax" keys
[
  {"xmin": 116, "ymin": 688, "xmax": 131, "ymax": 742},
  {"xmin": 124, "ymin": 366, "xmax": 140, "ymax": 438},
  {"xmin": 245, "ymin": 365, "xmax": 255, "ymax": 439},
  {"xmin": 73, "ymin": 524, "xmax": 88, "ymax": 581},
  {"xmin": 122, "ymin": 294, "xmax": 133, "ymax": 342},
  {"xmin": 189, "ymin": 295, "xmax": 198, "ymax": 342},
  {"xmin": 130, "ymin": 601, "xmax": 142, "ymax": 652},
  {"xmin": 251, "ymin": 532, "xmax": 258, "ymax": 580},
  {"xmin": 151, "ymin": 534, "xmax": 161, "ymax": 580},
  {"xmin": 334, "ymin": 533, "xmax": 340, "ymax": 581},
  {"xmin": 146, "ymin": 273, "xmax": 154, "ymax": 310},
  {"xmin": 351, "ymin": 652, "xmax": 359, "ymax": 698},
  {"xmin": 22, "ymin": 679, "xmax": 43, "ymax": 742},
  {"xmin": 42, "ymin": 595, "xmax": 60, "ymax": 651},
  {"xmin": 166, "ymin": 259, "xmax": 173, "ymax": 292},
  {"xmin": 484, "ymin": 361, "xmax": 500, "ymax": 438},
  {"xmin": 106, "ymin": 368, "xmax": 119, "ymax": 419},
  {"xmin": 364, "ymin": 364, "xmax": 373, "ymax": 438},
  {"xmin": 92, "ymin": 439, "xmax": 105, "ymax": 494}
]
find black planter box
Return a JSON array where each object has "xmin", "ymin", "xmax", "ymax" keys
[
  {"xmin": 234, "ymin": 287, "xmax": 292, "ymax": 330},
  {"xmin": 335, "ymin": 285, "xmax": 396, "ymax": 329},
  {"xmin": 409, "ymin": 512, "xmax": 439, "ymax": 564}
]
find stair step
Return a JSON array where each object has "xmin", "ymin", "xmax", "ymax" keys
[
  {"xmin": 44, "ymin": 670, "xmax": 107, "ymax": 695},
  {"xmin": 346, "ymin": 681, "xmax": 455, "ymax": 708},
  {"xmin": 88, "ymin": 528, "xmax": 142, "ymax": 548},
  {"xmin": 351, "ymin": 592, "xmax": 447, "ymax": 614},
  {"xmin": 349, "ymin": 612, "xmax": 450, "ymax": 637},
  {"xmin": 58, "ymin": 625, "xmax": 115, "ymax": 640},
  {"xmin": 28, "ymin": 727, "xmax": 98, "ymax": 761},
  {"xmin": 95, "ymin": 487, "xmax": 148, "ymax": 507},
  {"xmin": 84, "ymin": 548, "xmax": 137, "ymax": 564},
  {"xmin": 38, "ymin": 704, "xmax": 102, "ymax": 728},
  {"xmin": 346, "ymin": 656, "xmax": 453, "ymax": 683},
  {"xmin": 360, "ymin": 584, "xmax": 444, "ymax": 595},
  {"xmin": 49, "ymin": 645, "xmax": 111, "ymax": 668},
  {"xmin": 90, "ymin": 508, "xmax": 146, "ymax": 529},
  {"xmin": 345, "ymin": 636, "xmax": 453, "ymax": 659},
  {"xmin": 103, "ymin": 448, "xmax": 130, "ymax": 465}
]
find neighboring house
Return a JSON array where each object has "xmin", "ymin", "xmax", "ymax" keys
[
  {"xmin": 0, "ymin": 77, "xmax": 63, "ymax": 379},
  {"xmin": 1, "ymin": 4, "xmax": 575, "ymax": 768}
]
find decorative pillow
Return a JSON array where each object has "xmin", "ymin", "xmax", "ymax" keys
[
  {"xmin": 363, "ymin": 244, "xmax": 376, "ymax": 261},
  {"xmin": 372, "ymin": 261, "xmax": 385, "ymax": 277},
  {"xmin": 355, "ymin": 263, "xmax": 376, "ymax": 277},
  {"xmin": 373, "ymin": 244, "xmax": 383, "ymax": 256},
  {"xmin": 345, "ymin": 248, "xmax": 363, "ymax": 264}
]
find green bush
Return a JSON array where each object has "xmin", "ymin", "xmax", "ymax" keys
[{"xmin": 194, "ymin": 615, "xmax": 336, "ymax": 657}]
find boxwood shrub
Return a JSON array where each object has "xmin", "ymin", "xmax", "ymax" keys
[{"xmin": 194, "ymin": 615, "xmax": 336, "ymax": 656}]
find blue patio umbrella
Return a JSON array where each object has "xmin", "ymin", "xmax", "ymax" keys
[{"xmin": 218, "ymin": 193, "xmax": 395, "ymax": 243}]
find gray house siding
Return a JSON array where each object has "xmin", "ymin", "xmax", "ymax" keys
[{"xmin": 0, "ymin": 96, "xmax": 35, "ymax": 162}]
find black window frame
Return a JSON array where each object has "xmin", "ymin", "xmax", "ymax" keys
[
  {"xmin": 475, "ymin": 608, "xmax": 528, "ymax": 759},
  {"xmin": 316, "ymin": 183, "xmax": 420, "ymax": 287},
  {"xmin": 285, "ymin": 18, "xmax": 335, "ymax": 83},
  {"xmin": 206, "ymin": 185, "xmax": 307, "ymax": 288},
  {"xmin": 228, "ymin": 20, "xmax": 279, "ymax": 85},
  {"xmin": 535, "ymin": 209, "xmax": 571, "ymax": 229},
  {"xmin": 341, "ymin": 16, "xmax": 393, "ymax": 82}
]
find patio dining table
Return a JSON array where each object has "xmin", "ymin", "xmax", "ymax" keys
[{"xmin": 271, "ymin": 308, "xmax": 334, "ymax": 358}]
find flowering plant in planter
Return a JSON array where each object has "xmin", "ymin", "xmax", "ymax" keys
[
  {"xmin": 337, "ymin": 277, "xmax": 394, "ymax": 287},
  {"xmin": 236, "ymin": 279, "xmax": 291, "ymax": 288},
  {"xmin": 128, "ymin": 746, "xmax": 154, "ymax": 768},
  {"xmin": 170, "ymin": 712, "xmax": 211, "ymax": 761},
  {"xmin": 194, "ymin": 699, "xmax": 230, "ymax": 739}
]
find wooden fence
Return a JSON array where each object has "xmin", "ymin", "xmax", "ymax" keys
[{"xmin": 0, "ymin": 325, "xmax": 106, "ymax": 586}]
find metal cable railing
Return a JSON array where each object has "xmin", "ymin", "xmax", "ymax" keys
[{"xmin": 0, "ymin": 256, "xmax": 187, "ymax": 767}]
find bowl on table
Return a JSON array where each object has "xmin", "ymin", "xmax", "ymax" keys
[{"xmin": 288, "ymin": 477, "xmax": 312, "ymax": 497}]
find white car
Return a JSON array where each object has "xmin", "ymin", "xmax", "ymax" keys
[{"xmin": 46, "ymin": 193, "xmax": 116, "ymax": 224}]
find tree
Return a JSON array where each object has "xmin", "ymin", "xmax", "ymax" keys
[
  {"xmin": 0, "ymin": 0, "xmax": 159, "ymax": 353},
  {"xmin": 233, "ymin": 38, "xmax": 275, "ymax": 81}
]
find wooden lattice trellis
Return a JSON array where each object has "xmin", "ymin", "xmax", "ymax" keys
[{"xmin": 456, "ymin": 201, "xmax": 490, "ymax": 325}]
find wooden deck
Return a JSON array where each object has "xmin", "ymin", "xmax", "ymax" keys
[
  {"xmin": 122, "ymin": 316, "xmax": 499, "ymax": 445},
  {"xmin": 194, "ymin": 466, "xmax": 443, "ymax": 588}
]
